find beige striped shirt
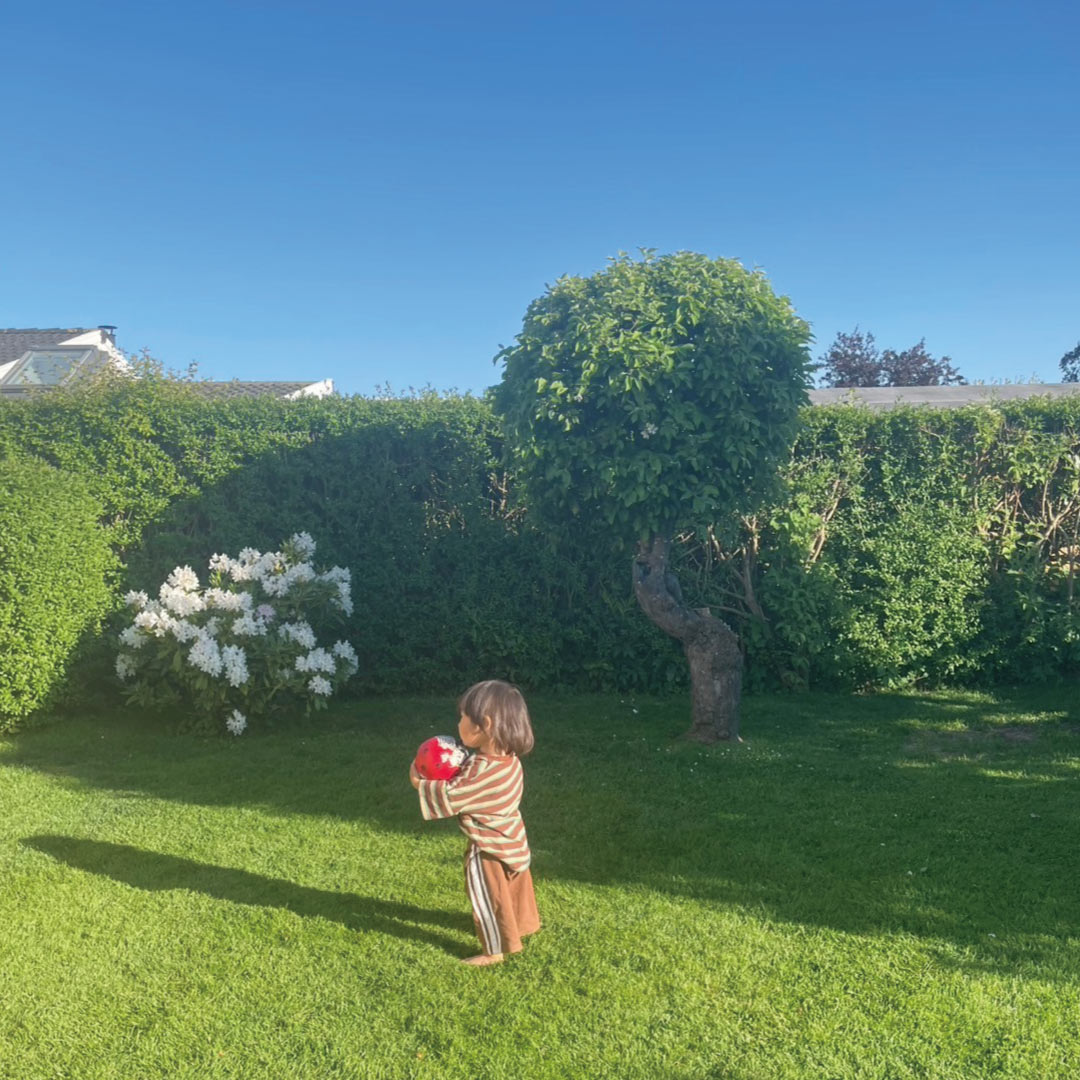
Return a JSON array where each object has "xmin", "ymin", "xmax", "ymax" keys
[{"xmin": 418, "ymin": 752, "xmax": 531, "ymax": 871}]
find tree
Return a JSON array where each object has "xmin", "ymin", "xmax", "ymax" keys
[
  {"xmin": 492, "ymin": 251, "xmax": 812, "ymax": 741},
  {"xmin": 818, "ymin": 328, "xmax": 964, "ymax": 387},
  {"xmin": 880, "ymin": 340, "xmax": 965, "ymax": 386},
  {"xmin": 817, "ymin": 327, "xmax": 882, "ymax": 388},
  {"xmin": 1059, "ymin": 342, "xmax": 1080, "ymax": 383}
]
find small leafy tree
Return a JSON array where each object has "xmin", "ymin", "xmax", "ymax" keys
[
  {"xmin": 819, "ymin": 328, "xmax": 964, "ymax": 387},
  {"xmin": 492, "ymin": 251, "xmax": 812, "ymax": 740}
]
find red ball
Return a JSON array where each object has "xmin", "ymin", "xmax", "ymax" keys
[{"xmin": 414, "ymin": 735, "xmax": 468, "ymax": 781}]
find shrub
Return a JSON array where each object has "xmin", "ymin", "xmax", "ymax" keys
[
  {"xmin": 116, "ymin": 534, "xmax": 357, "ymax": 734},
  {"xmin": 0, "ymin": 456, "xmax": 116, "ymax": 730}
]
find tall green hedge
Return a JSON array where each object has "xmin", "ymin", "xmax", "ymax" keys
[
  {"xmin": 3, "ymin": 378, "xmax": 1080, "ymax": 705},
  {"xmin": 0, "ymin": 380, "xmax": 681, "ymax": 700},
  {"xmin": 0, "ymin": 456, "xmax": 116, "ymax": 730},
  {"xmin": 708, "ymin": 399, "xmax": 1080, "ymax": 690}
]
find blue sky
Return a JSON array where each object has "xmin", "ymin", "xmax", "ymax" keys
[{"xmin": 3, "ymin": 1, "xmax": 1076, "ymax": 394}]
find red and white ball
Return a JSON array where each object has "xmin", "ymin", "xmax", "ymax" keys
[{"xmin": 414, "ymin": 735, "xmax": 468, "ymax": 781}]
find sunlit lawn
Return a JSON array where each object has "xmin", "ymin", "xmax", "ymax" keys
[{"xmin": 2, "ymin": 688, "xmax": 1079, "ymax": 1079}]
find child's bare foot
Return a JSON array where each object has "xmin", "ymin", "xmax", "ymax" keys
[{"xmin": 461, "ymin": 953, "xmax": 504, "ymax": 966}]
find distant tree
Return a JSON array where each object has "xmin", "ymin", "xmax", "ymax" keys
[
  {"xmin": 817, "ymin": 327, "xmax": 882, "ymax": 387},
  {"xmin": 880, "ymin": 340, "xmax": 965, "ymax": 386},
  {"xmin": 818, "ymin": 328, "xmax": 965, "ymax": 388},
  {"xmin": 1060, "ymin": 342, "xmax": 1080, "ymax": 383}
]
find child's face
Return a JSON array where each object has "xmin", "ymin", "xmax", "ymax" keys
[{"xmin": 458, "ymin": 712, "xmax": 490, "ymax": 750}]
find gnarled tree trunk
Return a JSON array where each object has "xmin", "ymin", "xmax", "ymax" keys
[{"xmin": 632, "ymin": 535, "xmax": 743, "ymax": 742}]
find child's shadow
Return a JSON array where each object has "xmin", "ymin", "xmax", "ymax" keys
[{"xmin": 23, "ymin": 835, "xmax": 474, "ymax": 955}]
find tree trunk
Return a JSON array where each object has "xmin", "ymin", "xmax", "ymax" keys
[{"xmin": 632, "ymin": 535, "xmax": 743, "ymax": 742}]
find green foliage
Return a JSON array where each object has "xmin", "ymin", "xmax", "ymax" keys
[
  {"xmin": 718, "ymin": 399, "xmax": 1080, "ymax": 691},
  {"xmin": 7, "ymin": 375, "xmax": 1080, "ymax": 704},
  {"xmin": 492, "ymin": 250, "xmax": 813, "ymax": 541},
  {"xmin": 830, "ymin": 499, "xmax": 988, "ymax": 687},
  {"xmin": 0, "ymin": 379, "xmax": 676, "ymax": 699},
  {"xmin": 0, "ymin": 456, "xmax": 116, "ymax": 730}
]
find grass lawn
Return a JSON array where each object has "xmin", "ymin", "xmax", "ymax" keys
[{"xmin": 2, "ymin": 689, "xmax": 1079, "ymax": 1079}]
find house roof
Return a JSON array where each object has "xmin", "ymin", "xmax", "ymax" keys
[
  {"xmin": 0, "ymin": 330, "xmax": 333, "ymax": 400},
  {"xmin": 808, "ymin": 384, "xmax": 1080, "ymax": 410},
  {"xmin": 185, "ymin": 380, "xmax": 333, "ymax": 400},
  {"xmin": 0, "ymin": 328, "xmax": 98, "ymax": 366},
  {"xmin": 0, "ymin": 377, "xmax": 333, "ymax": 401}
]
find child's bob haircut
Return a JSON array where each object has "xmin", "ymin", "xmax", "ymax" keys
[{"xmin": 458, "ymin": 679, "xmax": 534, "ymax": 756}]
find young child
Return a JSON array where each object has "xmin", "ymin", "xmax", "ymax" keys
[{"xmin": 409, "ymin": 679, "xmax": 540, "ymax": 966}]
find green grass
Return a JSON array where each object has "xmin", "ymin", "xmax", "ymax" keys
[{"xmin": 2, "ymin": 689, "xmax": 1079, "ymax": 1079}]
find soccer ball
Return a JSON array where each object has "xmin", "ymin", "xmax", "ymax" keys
[{"xmin": 414, "ymin": 735, "xmax": 469, "ymax": 781}]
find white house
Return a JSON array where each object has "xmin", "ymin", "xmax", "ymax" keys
[{"xmin": 0, "ymin": 327, "xmax": 334, "ymax": 400}]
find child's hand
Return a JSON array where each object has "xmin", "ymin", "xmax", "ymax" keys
[{"xmin": 409, "ymin": 761, "xmax": 421, "ymax": 790}]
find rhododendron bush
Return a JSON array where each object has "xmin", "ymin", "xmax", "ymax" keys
[{"xmin": 116, "ymin": 533, "xmax": 357, "ymax": 734}]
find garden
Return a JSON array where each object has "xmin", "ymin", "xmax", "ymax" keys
[{"xmin": 2, "ymin": 254, "xmax": 1080, "ymax": 1078}]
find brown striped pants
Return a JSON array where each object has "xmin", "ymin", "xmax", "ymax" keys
[{"xmin": 464, "ymin": 843, "xmax": 540, "ymax": 956}]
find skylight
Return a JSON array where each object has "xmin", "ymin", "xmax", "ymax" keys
[{"xmin": 0, "ymin": 348, "xmax": 101, "ymax": 388}]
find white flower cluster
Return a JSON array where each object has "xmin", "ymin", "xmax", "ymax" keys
[
  {"xmin": 279, "ymin": 621, "xmax": 317, "ymax": 649},
  {"xmin": 221, "ymin": 644, "xmax": 249, "ymax": 687},
  {"xmin": 230, "ymin": 613, "xmax": 268, "ymax": 637},
  {"xmin": 320, "ymin": 565, "xmax": 354, "ymax": 616},
  {"xmin": 213, "ymin": 547, "xmax": 280, "ymax": 584},
  {"xmin": 295, "ymin": 648, "xmax": 335, "ymax": 674},
  {"xmin": 171, "ymin": 620, "xmax": 201, "ymax": 643},
  {"xmin": 332, "ymin": 640, "xmax": 359, "ymax": 670},
  {"xmin": 167, "ymin": 566, "xmax": 200, "ymax": 592},
  {"xmin": 134, "ymin": 607, "xmax": 178, "ymax": 638},
  {"xmin": 226, "ymin": 709, "xmax": 247, "ymax": 736},
  {"xmin": 289, "ymin": 532, "xmax": 317, "ymax": 560},
  {"xmin": 188, "ymin": 631, "xmax": 223, "ymax": 677},
  {"xmin": 200, "ymin": 536, "xmax": 354, "ymax": 616},
  {"xmin": 204, "ymin": 588, "xmax": 252, "ymax": 612},
  {"xmin": 158, "ymin": 566, "xmax": 206, "ymax": 618},
  {"xmin": 260, "ymin": 561, "xmax": 316, "ymax": 598}
]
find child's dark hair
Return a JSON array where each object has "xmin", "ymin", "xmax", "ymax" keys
[{"xmin": 458, "ymin": 680, "xmax": 534, "ymax": 756}]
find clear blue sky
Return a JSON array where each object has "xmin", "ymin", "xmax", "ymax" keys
[{"xmin": 3, "ymin": 1, "xmax": 1076, "ymax": 394}]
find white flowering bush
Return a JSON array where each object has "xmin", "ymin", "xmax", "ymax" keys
[{"xmin": 115, "ymin": 533, "xmax": 358, "ymax": 734}]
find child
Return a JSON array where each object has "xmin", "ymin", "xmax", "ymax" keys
[{"xmin": 410, "ymin": 679, "xmax": 540, "ymax": 966}]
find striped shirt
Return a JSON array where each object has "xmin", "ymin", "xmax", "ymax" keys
[{"xmin": 418, "ymin": 752, "xmax": 531, "ymax": 871}]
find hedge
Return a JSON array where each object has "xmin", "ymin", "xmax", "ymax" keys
[
  {"xmin": 709, "ymin": 399, "xmax": 1080, "ymax": 689},
  {"xmin": 0, "ymin": 455, "xmax": 116, "ymax": 730},
  {"xmin": 3, "ymin": 376, "xmax": 1080, "ymax": 707},
  {"xmin": 0, "ymin": 379, "xmax": 680, "ymax": 701}
]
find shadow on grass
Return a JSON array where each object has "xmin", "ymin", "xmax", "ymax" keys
[
  {"xmin": 23, "ymin": 835, "xmax": 476, "ymax": 956},
  {"xmin": 7, "ymin": 688, "xmax": 1080, "ymax": 981}
]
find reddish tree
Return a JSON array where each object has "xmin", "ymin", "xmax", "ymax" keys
[{"xmin": 819, "ymin": 329, "xmax": 964, "ymax": 387}]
